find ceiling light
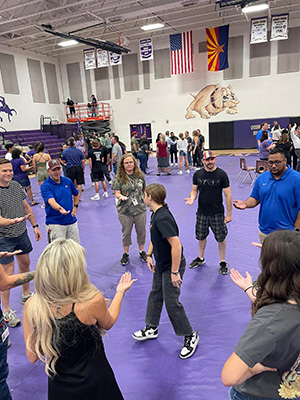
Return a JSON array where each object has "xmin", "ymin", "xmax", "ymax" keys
[
  {"xmin": 141, "ymin": 23, "xmax": 165, "ymax": 31},
  {"xmin": 58, "ymin": 39, "xmax": 79, "ymax": 47},
  {"xmin": 242, "ymin": 3, "xmax": 269, "ymax": 13}
]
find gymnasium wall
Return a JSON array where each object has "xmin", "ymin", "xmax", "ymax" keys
[
  {"xmin": 0, "ymin": 45, "xmax": 64, "ymax": 132},
  {"xmin": 0, "ymin": 18, "xmax": 299, "ymax": 149},
  {"xmin": 58, "ymin": 20, "xmax": 300, "ymax": 149}
]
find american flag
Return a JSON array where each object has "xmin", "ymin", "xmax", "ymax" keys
[{"xmin": 169, "ymin": 31, "xmax": 193, "ymax": 75}]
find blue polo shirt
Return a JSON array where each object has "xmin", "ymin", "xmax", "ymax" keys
[
  {"xmin": 62, "ymin": 146, "xmax": 84, "ymax": 169},
  {"xmin": 250, "ymin": 166, "xmax": 300, "ymax": 234},
  {"xmin": 41, "ymin": 176, "xmax": 79, "ymax": 225}
]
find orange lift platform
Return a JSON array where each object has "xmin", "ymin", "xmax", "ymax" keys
[{"xmin": 66, "ymin": 102, "xmax": 112, "ymax": 122}]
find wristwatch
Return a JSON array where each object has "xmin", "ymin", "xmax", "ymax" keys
[
  {"xmin": 171, "ymin": 271, "xmax": 179, "ymax": 275},
  {"xmin": 32, "ymin": 224, "xmax": 39, "ymax": 228}
]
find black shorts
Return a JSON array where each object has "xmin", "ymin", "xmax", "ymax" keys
[
  {"xmin": 67, "ymin": 166, "xmax": 84, "ymax": 185},
  {"xmin": 92, "ymin": 169, "xmax": 104, "ymax": 182},
  {"xmin": 0, "ymin": 230, "xmax": 33, "ymax": 264},
  {"xmin": 195, "ymin": 212, "xmax": 228, "ymax": 242}
]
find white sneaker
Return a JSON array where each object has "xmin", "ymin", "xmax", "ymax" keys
[
  {"xmin": 175, "ymin": 163, "xmax": 178, "ymax": 167},
  {"xmin": 91, "ymin": 194, "xmax": 100, "ymax": 201},
  {"xmin": 170, "ymin": 163, "xmax": 174, "ymax": 167},
  {"xmin": 180, "ymin": 331, "xmax": 199, "ymax": 359},
  {"xmin": 132, "ymin": 325, "xmax": 158, "ymax": 341},
  {"xmin": 102, "ymin": 192, "xmax": 108, "ymax": 198},
  {"xmin": 92, "ymin": 183, "xmax": 95, "ymax": 187},
  {"xmin": 186, "ymin": 169, "xmax": 190, "ymax": 174},
  {"xmin": 178, "ymin": 170, "xmax": 183, "ymax": 175},
  {"xmin": 108, "ymin": 181, "xmax": 112, "ymax": 185}
]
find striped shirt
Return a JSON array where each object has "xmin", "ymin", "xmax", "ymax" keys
[{"xmin": 0, "ymin": 180, "xmax": 26, "ymax": 238}]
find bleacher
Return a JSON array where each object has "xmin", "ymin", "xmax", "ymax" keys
[{"xmin": 0, "ymin": 130, "xmax": 62, "ymax": 159}]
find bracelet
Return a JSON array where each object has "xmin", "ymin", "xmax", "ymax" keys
[
  {"xmin": 171, "ymin": 271, "xmax": 179, "ymax": 276},
  {"xmin": 244, "ymin": 285, "xmax": 254, "ymax": 293},
  {"xmin": 116, "ymin": 290, "xmax": 124, "ymax": 295},
  {"xmin": 146, "ymin": 253, "xmax": 152, "ymax": 257},
  {"xmin": 32, "ymin": 224, "xmax": 39, "ymax": 228},
  {"xmin": 73, "ymin": 204, "xmax": 79, "ymax": 208}
]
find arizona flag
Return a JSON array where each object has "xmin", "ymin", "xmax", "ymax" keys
[{"xmin": 206, "ymin": 24, "xmax": 229, "ymax": 71}]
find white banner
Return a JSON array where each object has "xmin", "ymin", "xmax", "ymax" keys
[
  {"xmin": 270, "ymin": 14, "xmax": 288, "ymax": 41},
  {"xmin": 139, "ymin": 38, "xmax": 153, "ymax": 61},
  {"xmin": 250, "ymin": 18, "xmax": 268, "ymax": 44},
  {"xmin": 109, "ymin": 52, "xmax": 122, "ymax": 65},
  {"xmin": 97, "ymin": 49, "xmax": 109, "ymax": 67},
  {"xmin": 84, "ymin": 49, "xmax": 96, "ymax": 69}
]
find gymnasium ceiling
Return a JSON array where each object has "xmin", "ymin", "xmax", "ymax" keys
[{"xmin": 0, "ymin": 0, "xmax": 299, "ymax": 58}]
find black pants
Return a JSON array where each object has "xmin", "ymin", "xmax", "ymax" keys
[{"xmin": 170, "ymin": 151, "xmax": 178, "ymax": 164}]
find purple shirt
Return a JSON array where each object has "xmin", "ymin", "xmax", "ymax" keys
[
  {"xmin": 259, "ymin": 140, "xmax": 271, "ymax": 159},
  {"xmin": 11, "ymin": 158, "xmax": 28, "ymax": 180}
]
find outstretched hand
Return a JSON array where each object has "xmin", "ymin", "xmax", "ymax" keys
[
  {"xmin": 116, "ymin": 272, "xmax": 136, "ymax": 294},
  {"xmin": 233, "ymin": 200, "xmax": 246, "ymax": 210},
  {"xmin": 184, "ymin": 197, "xmax": 194, "ymax": 205},
  {"xmin": 0, "ymin": 250, "xmax": 22, "ymax": 258},
  {"xmin": 12, "ymin": 214, "xmax": 31, "ymax": 224},
  {"xmin": 230, "ymin": 268, "xmax": 253, "ymax": 291}
]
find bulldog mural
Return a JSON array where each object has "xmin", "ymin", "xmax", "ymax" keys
[{"xmin": 185, "ymin": 84, "xmax": 239, "ymax": 119}]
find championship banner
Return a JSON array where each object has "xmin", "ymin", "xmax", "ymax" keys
[
  {"xmin": 270, "ymin": 14, "xmax": 288, "ymax": 41},
  {"xmin": 139, "ymin": 38, "xmax": 153, "ymax": 61},
  {"xmin": 250, "ymin": 18, "xmax": 268, "ymax": 44},
  {"xmin": 109, "ymin": 52, "xmax": 122, "ymax": 66},
  {"xmin": 84, "ymin": 49, "xmax": 96, "ymax": 70},
  {"xmin": 97, "ymin": 50, "xmax": 109, "ymax": 67},
  {"xmin": 206, "ymin": 24, "xmax": 229, "ymax": 71}
]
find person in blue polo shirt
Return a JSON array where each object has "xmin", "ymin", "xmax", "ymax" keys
[
  {"xmin": 41, "ymin": 159, "xmax": 80, "ymax": 243},
  {"xmin": 256, "ymin": 122, "xmax": 271, "ymax": 150},
  {"xmin": 234, "ymin": 148, "xmax": 300, "ymax": 243}
]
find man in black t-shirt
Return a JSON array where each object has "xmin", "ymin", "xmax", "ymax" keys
[
  {"xmin": 184, "ymin": 150, "xmax": 232, "ymax": 274},
  {"xmin": 88, "ymin": 139, "xmax": 108, "ymax": 200}
]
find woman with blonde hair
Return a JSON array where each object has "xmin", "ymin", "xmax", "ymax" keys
[
  {"xmin": 112, "ymin": 153, "xmax": 148, "ymax": 266},
  {"xmin": 23, "ymin": 238, "xmax": 135, "ymax": 400},
  {"xmin": 156, "ymin": 133, "xmax": 171, "ymax": 176}
]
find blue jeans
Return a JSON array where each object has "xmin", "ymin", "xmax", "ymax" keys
[
  {"xmin": 187, "ymin": 151, "xmax": 192, "ymax": 166},
  {"xmin": 137, "ymin": 153, "xmax": 147, "ymax": 173},
  {"xmin": 0, "ymin": 317, "xmax": 11, "ymax": 400},
  {"xmin": 145, "ymin": 257, "xmax": 193, "ymax": 336},
  {"xmin": 113, "ymin": 163, "xmax": 118, "ymax": 175},
  {"xmin": 228, "ymin": 387, "xmax": 299, "ymax": 400}
]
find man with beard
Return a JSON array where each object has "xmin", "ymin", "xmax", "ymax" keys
[
  {"xmin": 185, "ymin": 150, "xmax": 232, "ymax": 275},
  {"xmin": 234, "ymin": 148, "xmax": 300, "ymax": 243}
]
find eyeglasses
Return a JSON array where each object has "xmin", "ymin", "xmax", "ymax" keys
[
  {"xmin": 124, "ymin": 161, "xmax": 134, "ymax": 165},
  {"xmin": 267, "ymin": 160, "xmax": 285, "ymax": 166}
]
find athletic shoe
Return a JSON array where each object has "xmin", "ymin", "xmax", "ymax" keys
[
  {"xmin": 108, "ymin": 181, "xmax": 112, "ymax": 185},
  {"xmin": 167, "ymin": 172, "xmax": 171, "ymax": 175},
  {"xmin": 41, "ymin": 204, "xmax": 46, "ymax": 208},
  {"xmin": 4, "ymin": 310, "xmax": 21, "ymax": 328},
  {"xmin": 170, "ymin": 163, "xmax": 174, "ymax": 167},
  {"xmin": 157, "ymin": 173, "xmax": 161, "ymax": 176},
  {"xmin": 189, "ymin": 257, "xmax": 206, "ymax": 269},
  {"xmin": 120, "ymin": 253, "xmax": 129, "ymax": 266},
  {"xmin": 102, "ymin": 192, "xmax": 108, "ymax": 198},
  {"xmin": 178, "ymin": 171, "xmax": 183, "ymax": 175},
  {"xmin": 91, "ymin": 194, "xmax": 100, "ymax": 201},
  {"xmin": 92, "ymin": 183, "xmax": 95, "ymax": 187},
  {"xmin": 139, "ymin": 251, "xmax": 147, "ymax": 263},
  {"xmin": 21, "ymin": 291, "xmax": 34, "ymax": 305},
  {"xmin": 31, "ymin": 202, "xmax": 39, "ymax": 206},
  {"xmin": 175, "ymin": 163, "xmax": 178, "ymax": 167},
  {"xmin": 194, "ymin": 167, "xmax": 200, "ymax": 171},
  {"xmin": 219, "ymin": 261, "xmax": 229, "ymax": 275},
  {"xmin": 186, "ymin": 169, "xmax": 190, "ymax": 174},
  {"xmin": 180, "ymin": 331, "xmax": 199, "ymax": 359},
  {"xmin": 132, "ymin": 325, "xmax": 158, "ymax": 341}
]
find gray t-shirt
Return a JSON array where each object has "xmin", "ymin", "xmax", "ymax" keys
[
  {"xmin": 0, "ymin": 180, "xmax": 26, "ymax": 238},
  {"xmin": 234, "ymin": 302, "xmax": 300, "ymax": 398},
  {"xmin": 112, "ymin": 143, "xmax": 122, "ymax": 165}
]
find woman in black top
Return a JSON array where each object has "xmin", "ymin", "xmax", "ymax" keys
[
  {"xmin": 276, "ymin": 131, "xmax": 292, "ymax": 166},
  {"xmin": 132, "ymin": 183, "xmax": 199, "ymax": 359}
]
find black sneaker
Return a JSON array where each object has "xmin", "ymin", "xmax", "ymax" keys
[
  {"xmin": 219, "ymin": 261, "xmax": 229, "ymax": 275},
  {"xmin": 132, "ymin": 325, "xmax": 158, "ymax": 341},
  {"xmin": 180, "ymin": 331, "xmax": 199, "ymax": 359},
  {"xmin": 120, "ymin": 253, "xmax": 129, "ymax": 266},
  {"xmin": 189, "ymin": 257, "xmax": 205, "ymax": 269},
  {"xmin": 139, "ymin": 251, "xmax": 147, "ymax": 263}
]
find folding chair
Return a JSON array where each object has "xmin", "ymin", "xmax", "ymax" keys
[
  {"xmin": 251, "ymin": 160, "xmax": 269, "ymax": 186},
  {"xmin": 235, "ymin": 157, "xmax": 255, "ymax": 185}
]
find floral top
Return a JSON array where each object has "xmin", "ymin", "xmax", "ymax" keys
[{"xmin": 112, "ymin": 174, "xmax": 146, "ymax": 216}]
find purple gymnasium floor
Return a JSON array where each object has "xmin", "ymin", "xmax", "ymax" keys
[{"xmin": 7, "ymin": 154, "xmax": 262, "ymax": 400}]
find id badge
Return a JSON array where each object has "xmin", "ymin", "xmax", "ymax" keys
[
  {"xmin": 132, "ymin": 197, "xmax": 138, "ymax": 206},
  {"xmin": 1, "ymin": 327, "xmax": 9, "ymax": 343}
]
